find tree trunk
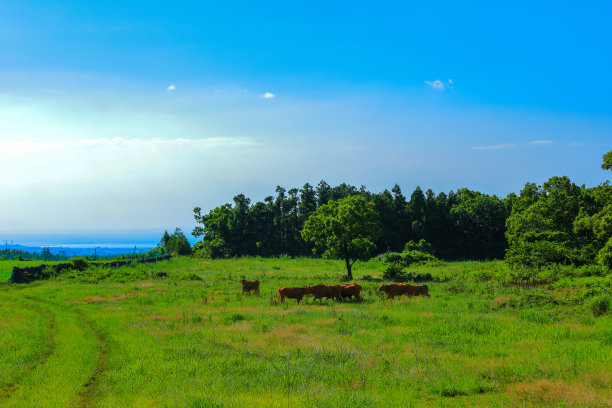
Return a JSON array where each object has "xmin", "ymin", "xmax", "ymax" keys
[{"xmin": 344, "ymin": 255, "xmax": 353, "ymax": 280}]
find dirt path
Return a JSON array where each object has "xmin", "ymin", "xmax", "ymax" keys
[
  {"xmin": 71, "ymin": 308, "xmax": 109, "ymax": 408},
  {"xmin": 7, "ymin": 295, "xmax": 110, "ymax": 408}
]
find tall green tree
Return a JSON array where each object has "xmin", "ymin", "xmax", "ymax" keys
[
  {"xmin": 301, "ymin": 195, "xmax": 381, "ymax": 279},
  {"xmin": 165, "ymin": 228, "xmax": 192, "ymax": 255}
]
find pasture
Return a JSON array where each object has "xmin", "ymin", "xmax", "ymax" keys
[{"xmin": 1, "ymin": 257, "xmax": 611, "ymax": 407}]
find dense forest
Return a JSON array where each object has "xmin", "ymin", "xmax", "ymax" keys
[{"xmin": 191, "ymin": 152, "xmax": 612, "ymax": 270}]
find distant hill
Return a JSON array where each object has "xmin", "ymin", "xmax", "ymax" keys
[{"xmin": 1, "ymin": 244, "xmax": 154, "ymax": 258}]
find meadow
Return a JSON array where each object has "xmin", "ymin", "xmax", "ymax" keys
[{"xmin": 1, "ymin": 257, "xmax": 611, "ymax": 407}]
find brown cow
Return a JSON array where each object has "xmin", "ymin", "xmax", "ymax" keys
[
  {"xmin": 377, "ymin": 283, "xmax": 412, "ymax": 300},
  {"xmin": 307, "ymin": 284, "xmax": 343, "ymax": 302},
  {"xmin": 408, "ymin": 284, "xmax": 430, "ymax": 298},
  {"xmin": 340, "ymin": 283, "xmax": 362, "ymax": 301},
  {"xmin": 239, "ymin": 279, "xmax": 260, "ymax": 295},
  {"xmin": 278, "ymin": 286, "xmax": 309, "ymax": 304}
]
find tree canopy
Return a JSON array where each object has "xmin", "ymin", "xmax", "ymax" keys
[{"xmin": 301, "ymin": 195, "xmax": 381, "ymax": 279}]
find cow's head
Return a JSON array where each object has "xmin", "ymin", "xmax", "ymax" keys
[{"xmin": 377, "ymin": 284, "xmax": 387, "ymax": 292}]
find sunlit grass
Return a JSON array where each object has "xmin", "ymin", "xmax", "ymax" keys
[{"xmin": 1, "ymin": 257, "xmax": 611, "ymax": 407}]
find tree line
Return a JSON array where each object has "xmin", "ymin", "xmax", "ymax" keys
[
  {"xmin": 190, "ymin": 151, "xmax": 612, "ymax": 271},
  {"xmin": 192, "ymin": 181, "xmax": 510, "ymax": 261}
]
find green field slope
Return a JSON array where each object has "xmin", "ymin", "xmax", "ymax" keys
[{"xmin": 1, "ymin": 257, "xmax": 611, "ymax": 407}]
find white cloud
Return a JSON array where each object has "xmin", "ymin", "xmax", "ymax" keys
[
  {"xmin": 530, "ymin": 140, "xmax": 554, "ymax": 145},
  {"xmin": 448, "ymin": 78, "xmax": 453, "ymax": 85},
  {"xmin": 471, "ymin": 143, "xmax": 516, "ymax": 150},
  {"xmin": 0, "ymin": 137, "xmax": 255, "ymax": 156},
  {"xmin": 261, "ymin": 92, "xmax": 275, "ymax": 99},
  {"xmin": 167, "ymin": 85, "xmax": 176, "ymax": 91},
  {"xmin": 425, "ymin": 80, "xmax": 445, "ymax": 90}
]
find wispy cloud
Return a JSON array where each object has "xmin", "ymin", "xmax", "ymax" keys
[
  {"xmin": 529, "ymin": 140, "xmax": 554, "ymax": 145},
  {"xmin": 425, "ymin": 79, "xmax": 453, "ymax": 90},
  {"xmin": 425, "ymin": 80, "xmax": 445, "ymax": 90},
  {"xmin": 0, "ymin": 137, "xmax": 255, "ymax": 154},
  {"xmin": 261, "ymin": 92, "xmax": 275, "ymax": 99},
  {"xmin": 471, "ymin": 143, "xmax": 516, "ymax": 150},
  {"xmin": 167, "ymin": 84, "xmax": 176, "ymax": 91}
]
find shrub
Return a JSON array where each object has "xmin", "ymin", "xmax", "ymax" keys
[
  {"xmin": 192, "ymin": 238, "xmax": 228, "ymax": 259},
  {"xmin": 589, "ymin": 295, "xmax": 610, "ymax": 317},
  {"xmin": 404, "ymin": 271, "xmax": 433, "ymax": 282},
  {"xmin": 509, "ymin": 266, "xmax": 537, "ymax": 282},
  {"xmin": 383, "ymin": 263, "xmax": 408, "ymax": 282},
  {"xmin": 72, "ymin": 258, "xmax": 88, "ymax": 271},
  {"xmin": 576, "ymin": 264, "xmax": 609, "ymax": 277},
  {"xmin": 179, "ymin": 272, "xmax": 202, "ymax": 281},
  {"xmin": 401, "ymin": 250, "xmax": 438, "ymax": 265},
  {"xmin": 377, "ymin": 252, "xmax": 403, "ymax": 264}
]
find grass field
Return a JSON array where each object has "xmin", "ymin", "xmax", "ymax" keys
[{"xmin": 1, "ymin": 257, "xmax": 611, "ymax": 407}]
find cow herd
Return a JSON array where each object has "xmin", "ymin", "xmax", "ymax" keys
[{"xmin": 239, "ymin": 279, "xmax": 430, "ymax": 304}]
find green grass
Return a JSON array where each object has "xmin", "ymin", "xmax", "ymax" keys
[{"xmin": 1, "ymin": 257, "xmax": 611, "ymax": 407}]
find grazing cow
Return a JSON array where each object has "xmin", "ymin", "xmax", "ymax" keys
[
  {"xmin": 377, "ymin": 283, "xmax": 412, "ymax": 300},
  {"xmin": 408, "ymin": 284, "xmax": 430, "ymax": 298},
  {"xmin": 278, "ymin": 286, "xmax": 309, "ymax": 304},
  {"xmin": 239, "ymin": 279, "xmax": 260, "ymax": 295},
  {"xmin": 307, "ymin": 284, "xmax": 343, "ymax": 302},
  {"xmin": 340, "ymin": 283, "xmax": 362, "ymax": 301}
]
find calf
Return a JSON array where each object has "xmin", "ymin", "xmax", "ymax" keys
[
  {"xmin": 239, "ymin": 279, "xmax": 260, "ymax": 295},
  {"xmin": 278, "ymin": 286, "xmax": 309, "ymax": 304},
  {"xmin": 340, "ymin": 283, "xmax": 362, "ymax": 301}
]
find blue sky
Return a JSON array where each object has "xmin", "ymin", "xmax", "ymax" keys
[{"xmin": 1, "ymin": 1, "xmax": 611, "ymax": 244}]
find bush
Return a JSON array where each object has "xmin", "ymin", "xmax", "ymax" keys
[
  {"xmin": 179, "ymin": 272, "xmax": 202, "ymax": 281},
  {"xmin": 383, "ymin": 263, "xmax": 408, "ymax": 282},
  {"xmin": 509, "ymin": 266, "xmax": 537, "ymax": 282},
  {"xmin": 378, "ymin": 250, "xmax": 439, "ymax": 267},
  {"xmin": 589, "ymin": 295, "xmax": 610, "ymax": 317},
  {"xmin": 377, "ymin": 252, "xmax": 403, "ymax": 264},
  {"xmin": 401, "ymin": 250, "xmax": 438, "ymax": 265},
  {"xmin": 72, "ymin": 258, "xmax": 88, "ymax": 271},
  {"xmin": 576, "ymin": 264, "xmax": 609, "ymax": 277},
  {"xmin": 404, "ymin": 271, "xmax": 433, "ymax": 282},
  {"xmin": 192, "ymin": 238, "xmax": 228, "ymax": 259}
]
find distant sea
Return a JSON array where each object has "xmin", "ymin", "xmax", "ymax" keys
[
  {"xmin": 1, "ymin": 230, "xmax": 196, "ymax": 257},
  {"xmin": 2, "ymin": 243, "xmax": 155, "ymax": 257}
]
